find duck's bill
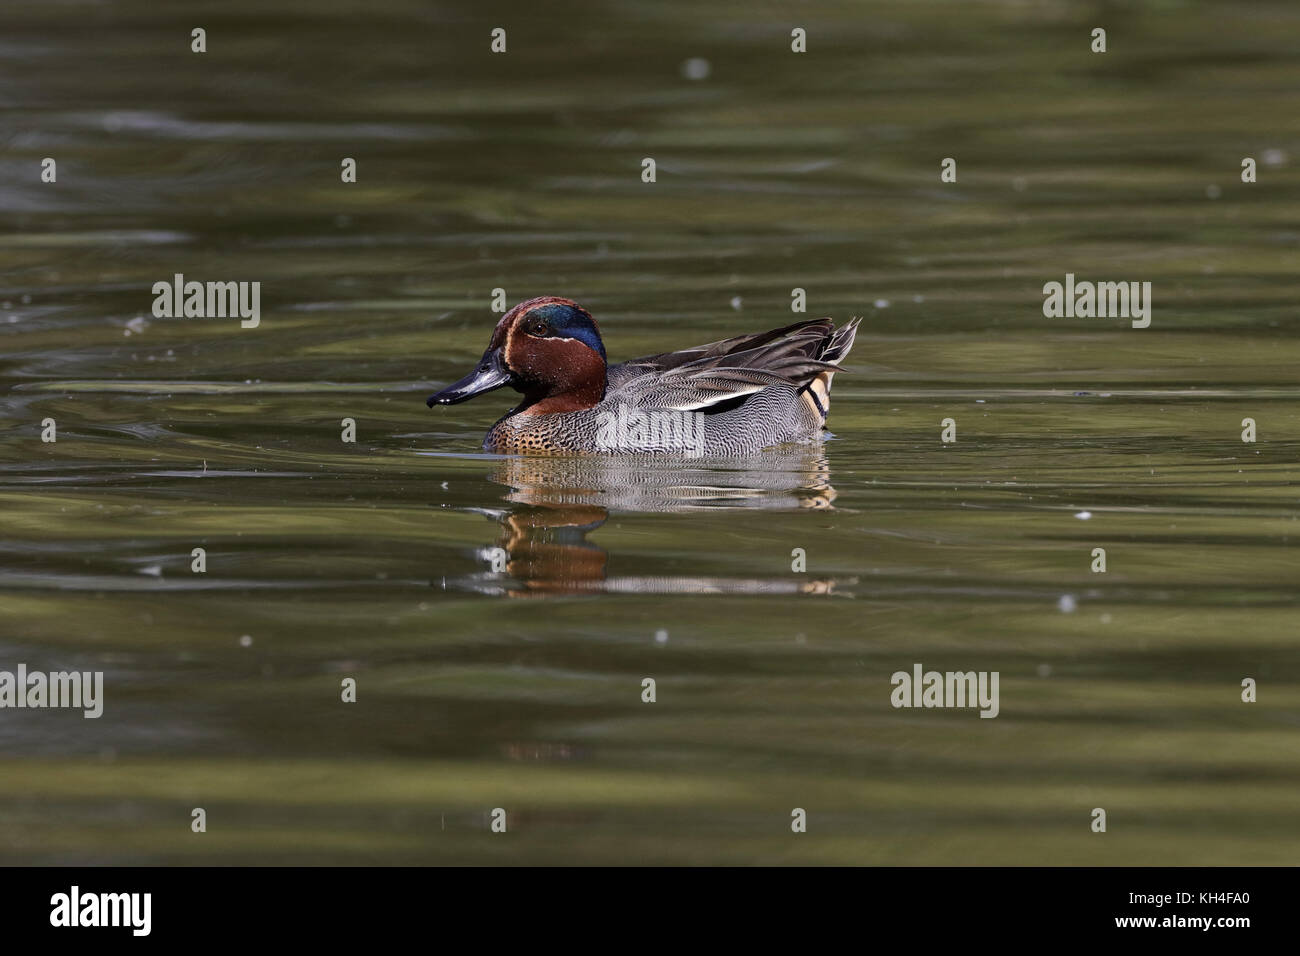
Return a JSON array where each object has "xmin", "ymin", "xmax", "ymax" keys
[{"xmin": 427, "ymin": 350, "xmax": 513, "ymax": 406}]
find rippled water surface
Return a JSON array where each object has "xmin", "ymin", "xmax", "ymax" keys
[{"xmin": 2, "ymin": 0, "xmax": 1298, "ymax": 864}]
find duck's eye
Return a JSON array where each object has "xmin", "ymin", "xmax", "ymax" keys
[{"xmin": 527, "ymin": 320, "xmax": 550, "ymax": 337}]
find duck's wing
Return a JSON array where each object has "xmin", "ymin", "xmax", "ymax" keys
[{"xmin": 607, "ymin": 318, "xmax": 859, "ymax": 412}]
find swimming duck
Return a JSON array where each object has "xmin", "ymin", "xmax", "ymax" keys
[{"xmin": 427, "ymin": 296, "xmax": 860, "ymax": 455}]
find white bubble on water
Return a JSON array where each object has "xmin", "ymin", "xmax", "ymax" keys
[
  {"xmin": 681, "ymin": 57, "xmax": 711, "ymax": 81},
  {"xmin": 1058, "ymin": 594, "xmax": 1077, "ymax": 613}
]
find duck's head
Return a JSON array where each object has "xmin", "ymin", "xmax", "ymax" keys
[{"xmin": 426, "ymin": 296, "xmax": 608, "ymax": 413}]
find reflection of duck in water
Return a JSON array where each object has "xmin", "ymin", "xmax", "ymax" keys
[
  {"xmin": 427, "ymin": 296, "xmax": 859, "ymax": 456},
  {"xmin": 494, "ymin": 450, "xmax": 836, "ymax": 512},
  {"xmin": 491, "ymin": 503, "xmax": 609, "ymax": 593},
  {"xmin": 463, "ymin": 450, "xmax": 846, "ymax": 596}
]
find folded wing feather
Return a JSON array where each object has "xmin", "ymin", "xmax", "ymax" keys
[{"xmin": 606, "ymin": 318, "xmax": 856, "ymax": 413}]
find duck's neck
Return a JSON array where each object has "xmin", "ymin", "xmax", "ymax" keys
[{"xmin": 516, "ymin": 375, "xmax": 606, "ymax": 415}]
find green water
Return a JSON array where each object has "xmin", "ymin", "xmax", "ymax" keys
[{"xmin": 1, "ymin": 0, "xmax": 1298, "ymax": 864}]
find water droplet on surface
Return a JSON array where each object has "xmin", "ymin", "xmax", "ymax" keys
[{"xmin": 681, "ymin": 57, "xmax": 711, "ymax": 81}]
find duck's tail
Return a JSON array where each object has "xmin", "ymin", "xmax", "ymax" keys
[{"xmin": 800, "ymin": 317, "xmax": 860, "ymax": 425}]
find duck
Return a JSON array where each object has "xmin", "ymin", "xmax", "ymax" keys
[{"xmin": 427, "ymin": 296, "xmax": 860, "ymax": 456}]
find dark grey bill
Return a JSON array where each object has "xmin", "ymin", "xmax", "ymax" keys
[{"xmin": 427, "ymin": 349, "xmax": 513, "ymax": 406}]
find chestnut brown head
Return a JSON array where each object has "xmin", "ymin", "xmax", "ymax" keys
[{"xmin": 427, "ymin": 297, "xmax": 607, "ymax": 413}]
